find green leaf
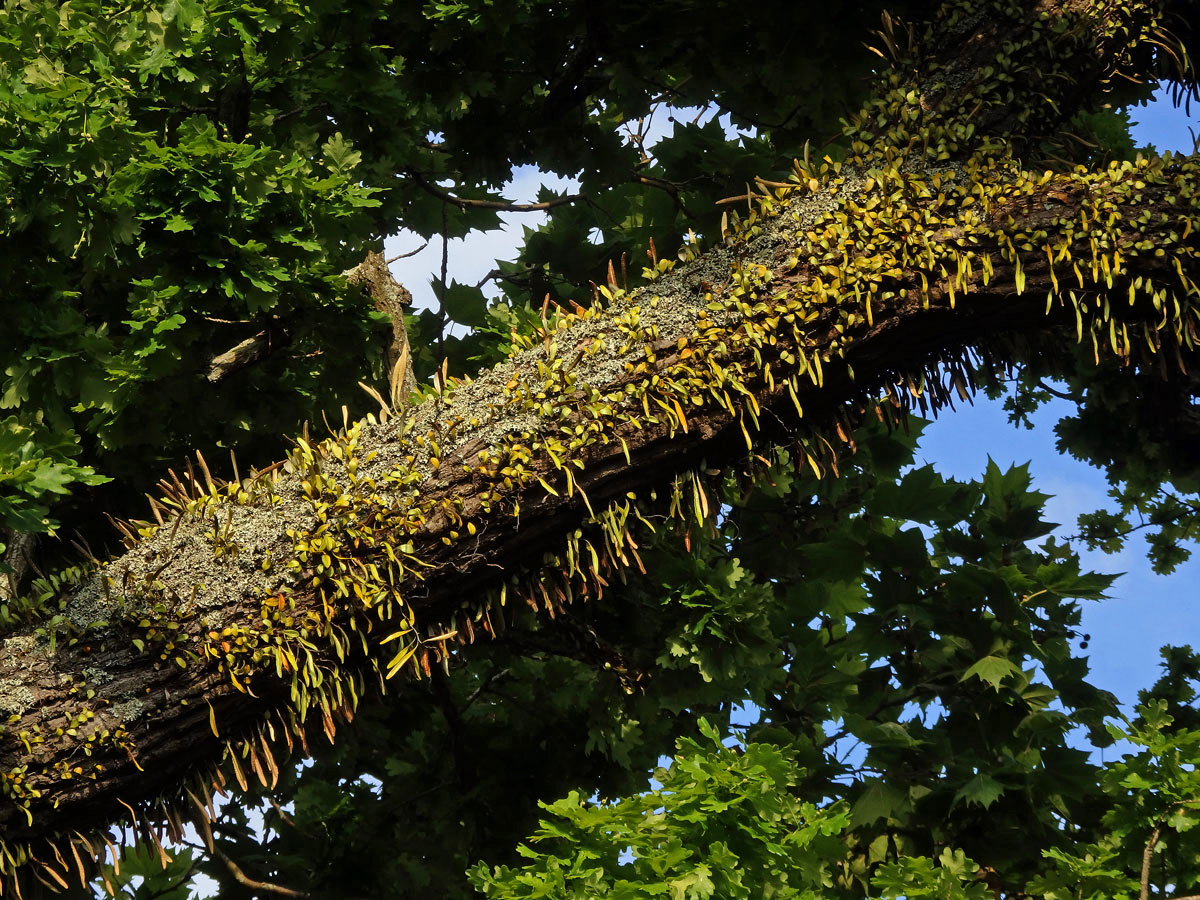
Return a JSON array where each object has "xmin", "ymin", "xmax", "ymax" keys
[
  {"xmin": 441, "ymin": 281, "xmax": 489, "ymax": 328},
  {"xmin": 851, "ymin": 781, "xmax": 906, "ymax": 827},
  {"xmin": 961, "ymin": 655, "xmax": 1022, "ymax": 690},
  {"xmin": 22, "ymin": 56, "xmax": 64, "ymax": 86},
  {"xmin": 322, "ymin": 132, "xmax": 362, "ymax": 172},
  {"xmin": 953, "ymin": 774, "xmax": 1005, "ymax": 809}
]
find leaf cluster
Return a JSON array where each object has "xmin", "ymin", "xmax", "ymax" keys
[{"xmin": 2, "ymin": 0, "xmax": 937, "ymax": 547}]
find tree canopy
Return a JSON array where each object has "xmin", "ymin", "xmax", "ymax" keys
[{"xmin": 1, "ymin": 0, "xmax": 1199, "ymax": 896}]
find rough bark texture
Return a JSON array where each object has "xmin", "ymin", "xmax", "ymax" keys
[
  {"xmin": 0, "ymin": 0, "xmax": 1197, "ymax": 890},
  {"xmin": 343, "ymin": 251, "xmax": 417, "ymax": 401}
]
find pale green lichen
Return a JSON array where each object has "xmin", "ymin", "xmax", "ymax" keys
[
  {"xmin": 0, "ymin": 683, "xmax": 33, "ymax": 719},
  {"xmin": 106, "ymin": 698, "xmax": 145, "ymax": 725}
]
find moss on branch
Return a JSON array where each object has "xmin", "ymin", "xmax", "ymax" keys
[{"xmin": 0, "ymin": 0, "xmax": 1197, "ymax": 891}]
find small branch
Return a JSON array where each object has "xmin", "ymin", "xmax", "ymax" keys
[
  {"xmin": 206, "ymin": 325, "xmax": 290, "ymax": 384},
  {"xmin": 267, "ymin": 797, "xmax": 301, "ymax": 833},
  {"xmin": 622, "ymin": 104, "xmax": 659, "ymax": 166},
  {"xmin": 387, "ymin": 242, "xmax": 428, "ymax": 263},
  {"xmin": 1069, "ymin": 491, "xmax": 1200, "ymax": 546},
  {"xmin": 473, "ymin": 268, "xmax": 503, "ymax": 290},
  {"xmin": 140, "ymin": 857, "xmax": 199, "ymax": 900},
  {"xmin": 632, "ymin": 174, "xmax": 700, "ymax": 220},
  {"xmin": 437, "ymin": 204, "xmax": 449, "ymax": 360},
  {"xmin": 271, "ymin": 103, "xmax": 329, "ymax": 126},
  {"xmin": 1166, "ymin": 490, "xmax": 1200, "ymax": 514},
  {"xmin": 463, "ymin": 666, "xmax": 509, "ymax": 710},
  {"xmin": 1036, "ymin": 379, "xmax": 1080, "ymax": 402},
  {"xmin": 642, "ymin": 75, "xmax": 695, "ymax": 108},
  {"xmin": 407, "ymin": 170, "xmax": 584, "ymax": 212},
  {"xmin": 213, "ymin": 847, "xmax": 309, "ymax": 898},
  {"xmin": 1142, "ymin": 822, "xmax": 1164, "ymax": 900},
  {"xmin": 473, "ymin": 267, "xmax": 577, "ymax": 294}
]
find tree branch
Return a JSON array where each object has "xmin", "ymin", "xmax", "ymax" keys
[
  {"xmin": 139, "ymin": 857, "xmax": 199, "ymax": 900},
  {"xmin": 206, "ymin": 325, "xmax": 291, "ymax": 384},
  {"xmin": 387, "ymin": 242, "xmax": 428, "ymax": 263},
  {"xmin": 632, "ymin": 174, "xmax": 700, "ymax": 220},
  {"xmin": 1142, "ymin": 821, "xmax": 1164, "ymax": 900},
  {"xmin": 1036, "ymin": 379, "xmax": 1080, "ymax": 402},
  {"xmin": 406, "ymin": 169, "xmax": 585, "ymax": 212},
  {"xmin": 213, "ymin": 847, "xmax": 309, "ymax": 898},
  {"xmin": 344, "ymin": 251, "xmax": 417, "ymax": 401},
  {"xmin": 0, "ymin": 0, "xmax": 1197, "ymax": 891}
]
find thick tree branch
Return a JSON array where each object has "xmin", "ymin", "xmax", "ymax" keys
[{"xmin": 0, "ymin": 0, "xmax": 1197, "ymax": 891}]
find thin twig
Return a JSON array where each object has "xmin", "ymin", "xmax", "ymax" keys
[
  {"xmin": 387, "ymin": 242, "xmax": 428, "ymax": 263},
  {"xmin": 1036, "ymin": 378, "xmax": 1080, "ymax": 402},
  {"xmin": 463, "ymin": 666, "xmax": 510, "ymax": 710},
  {"xmin": 213, "ymin": 847, "xmax": 309, "ymax": 898},
  {"xmin": 437, "ymin": 204, "xmax": 449, "ymax": 360},
  {"xmin": 1068, "ymin": 490, "xmax": 1200, "ymax": 546},
  {"xmin": 138, "ymin": 856, "xmax": 198, "ymax": 900},
  {"xmin": 272, "ymin": 101, "xmax": 331, "ymax": 126},
  {"xmin": 267, "ymin": 797, "xmax": 303, "ymax": 834},
  {"xmin": 473, "ymin": 268, "xmax": 504, "ymax": 290},
  {"xmin": 632, "ymin": 174, "xmax": 700, "ymax": 219},
  {"xmin": 407, "ymin": 170, "xmax": 584, "ymax": 212}
]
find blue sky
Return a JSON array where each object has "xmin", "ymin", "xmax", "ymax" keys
[
  {"xmin": 918, "ymin": 393, "xmax": 1199, "ymax": 706},
  {"xmin": 1129, "ymin": 88, "xmax": 1200, "ymax": 156},
  {"xmin": 919, "ymin": 91, "xmax": 1200, "ymax": 707},
  {"xmin": 387, "ymin": 90, "xmax": 1200, "ymax": 711}
]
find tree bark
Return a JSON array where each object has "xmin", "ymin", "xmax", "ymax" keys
[{"xmin": 0, "ymin": 0, "xmax": 1197, "ymax": 890}]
